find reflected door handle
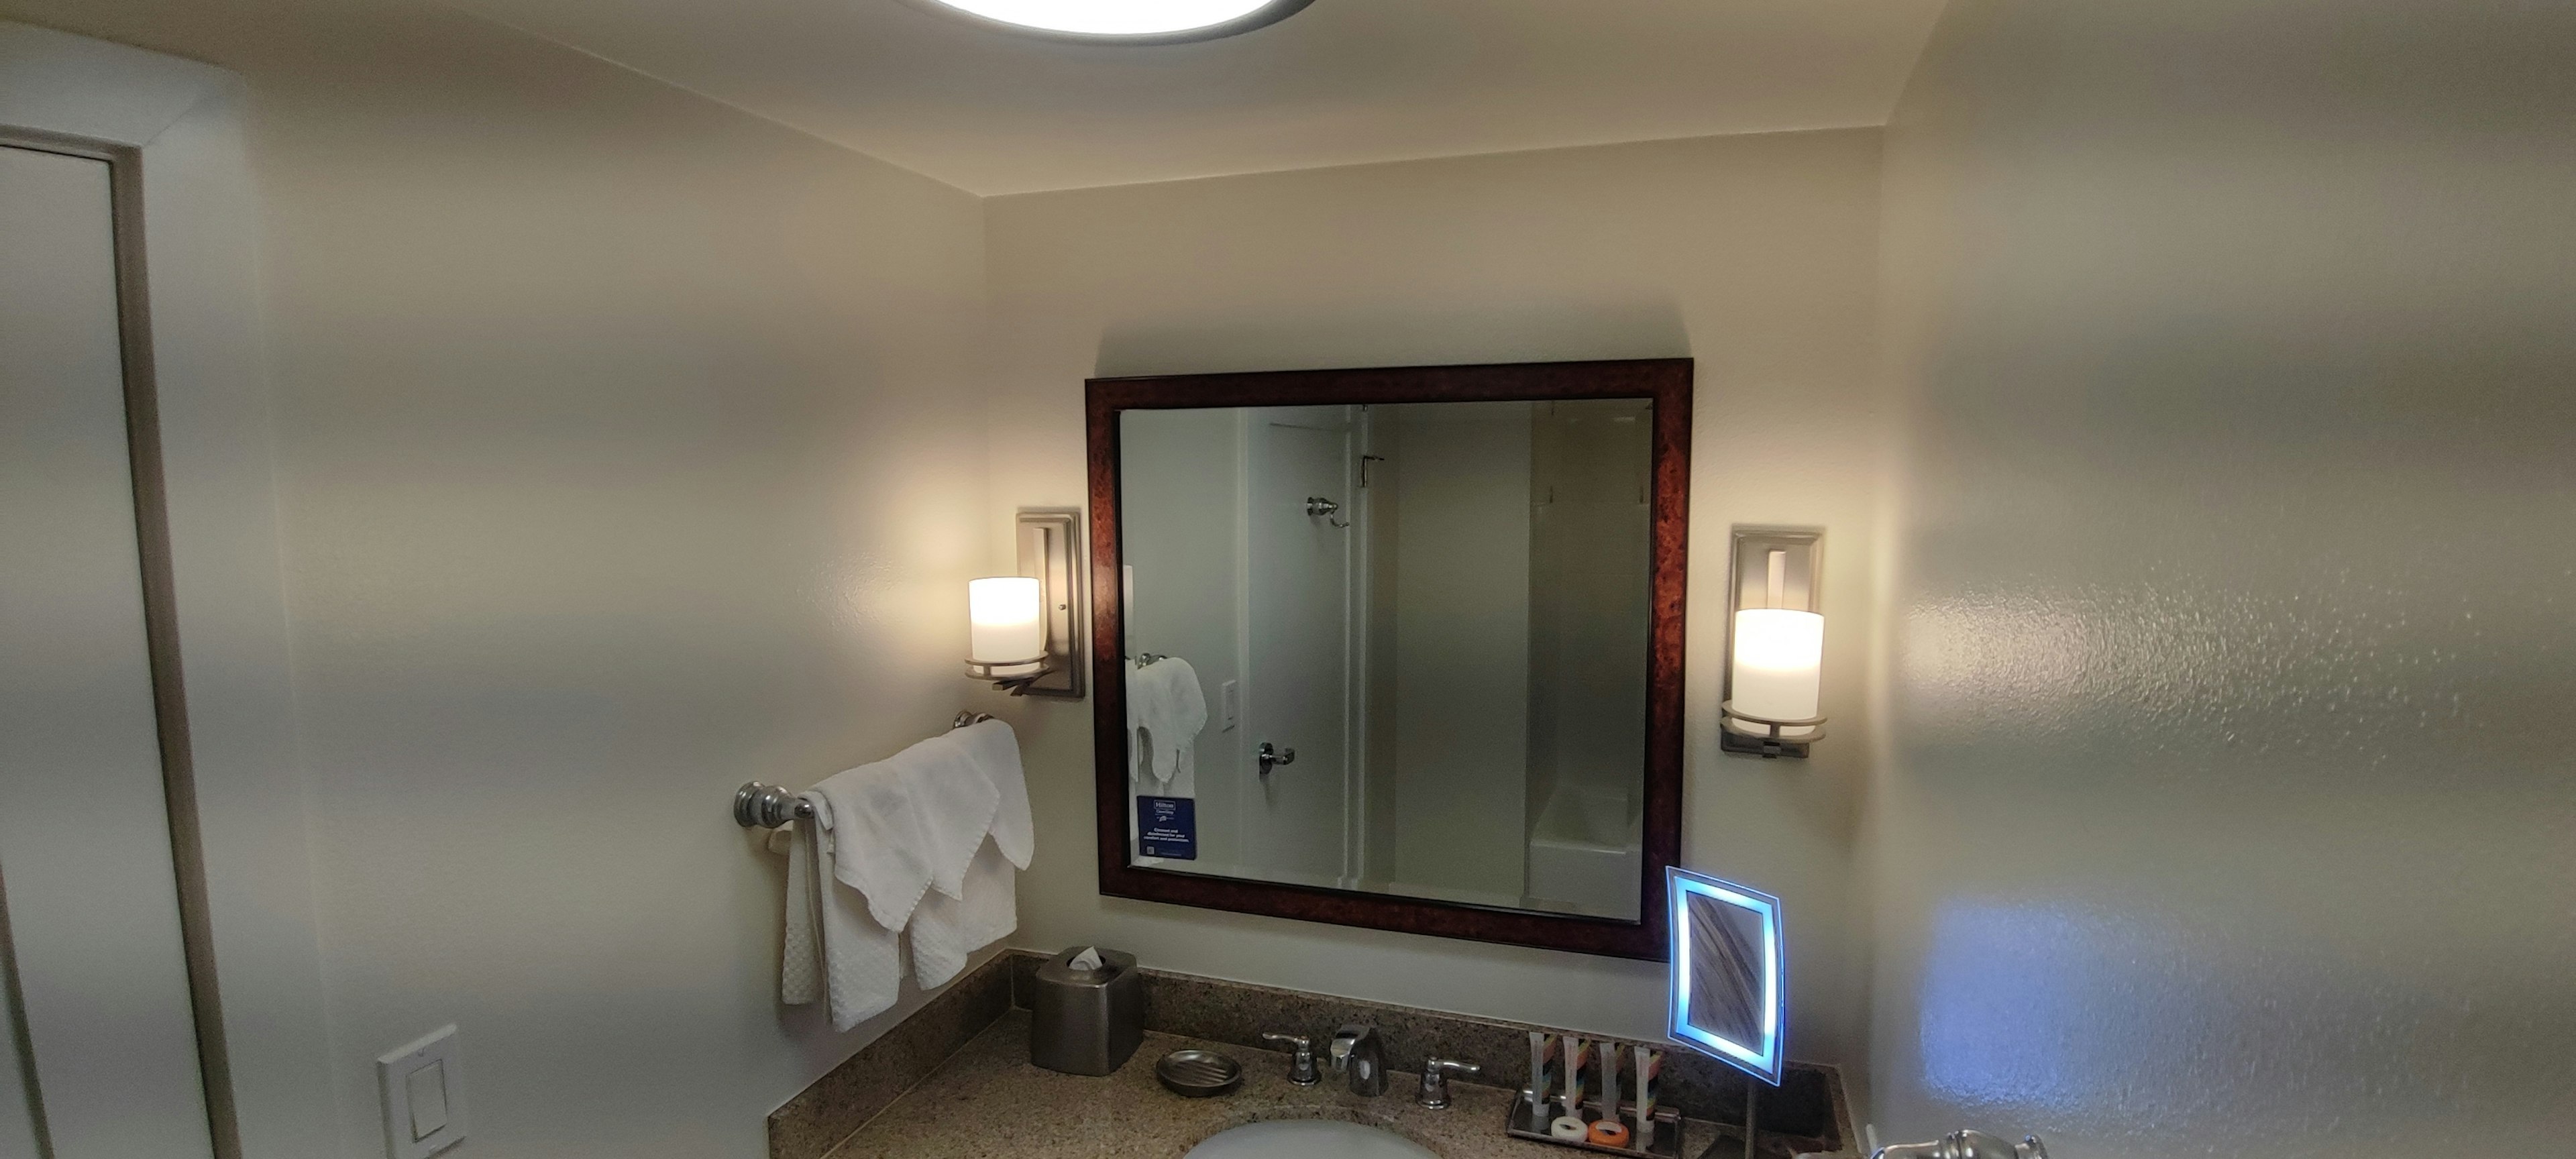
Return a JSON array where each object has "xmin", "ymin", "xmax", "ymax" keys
[
  {"xmin": 1257, "ymin": 742, "xmax": 1297, "ymax": 776},
  {"xmin": 1304, "ymin": 496, "xmax": 1350, "ymax": 529}
]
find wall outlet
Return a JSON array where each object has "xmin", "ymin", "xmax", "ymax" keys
[
  {"xmin": 1220, "ymin": 679, "xmax": 1240, "ymax": 731},
  {"xmin": 378, "ymin": 1025, "xmax": 468, "ymax": 1159}
]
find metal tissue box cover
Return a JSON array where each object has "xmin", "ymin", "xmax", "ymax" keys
[{"xmin": 1030, "ymin": 946, "xmax": 1143, "ymax": 1076}]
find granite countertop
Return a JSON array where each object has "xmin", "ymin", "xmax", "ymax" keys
[{"xmin": 826, "ymin": 1011, "xmax": 1728, "ymax": 1159}]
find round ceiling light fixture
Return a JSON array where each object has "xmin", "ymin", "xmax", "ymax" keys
[{"xmin": 914, "ymin": 0, "xmax": 1313, "ymax": 43}]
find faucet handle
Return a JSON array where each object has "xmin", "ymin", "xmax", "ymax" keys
[
  {"xmin": 1261, "ymin": 1033, "xmax": 1320, "ymax": 1086},
  {"xmin": 1417, "ymin": 1057, "xmax": 1481, "ymax": 1109}
]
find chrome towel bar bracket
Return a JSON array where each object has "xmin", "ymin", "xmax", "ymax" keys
[{"xmin": 733, "ymin": 782, "xmax": 810, "ymax": 829}]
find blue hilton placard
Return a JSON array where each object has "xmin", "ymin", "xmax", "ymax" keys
[{"xmin": 1137, "ymin": 795, "xmax": 1197, "ymax": 860}]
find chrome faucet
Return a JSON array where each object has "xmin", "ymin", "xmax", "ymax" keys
[
  {"xmin": 1260, "ymin": 1032, "xmax": 1320, "ymax": 1086},
  {"xmin": 1327, "ymin": 1023, "xmax": 1388, "ymax": 1096}
]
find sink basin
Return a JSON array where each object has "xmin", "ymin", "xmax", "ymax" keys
[{"xmin": 1183, "ymin": 1119, "xmax": 1438, "ymax": 1159}]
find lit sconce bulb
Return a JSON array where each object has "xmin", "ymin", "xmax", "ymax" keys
[
  {"xmin": 1727, "ymin": 609, "xmax": 1823, "ymax": 740},
  {"xmin": 1722, "ymin": 539, "xmax": 1826, "ymax": 755},
  {"xmin": 967, "ymin": 576, "xmax": 1046, "ymax": 679}
]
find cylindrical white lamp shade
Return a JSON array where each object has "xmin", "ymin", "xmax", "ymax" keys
[
  {"xmin": 1729, "ymin": 609, "xmax": 1823, "ymax": 738},
  {"xmin": 969, "ymin": 576, "xmax": 1046, "ymax": 675}
]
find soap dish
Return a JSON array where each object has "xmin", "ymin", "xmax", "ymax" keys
[{"xmin": 1155, "ymin": 1049, "xmax": 1243, "ymax": 1098}]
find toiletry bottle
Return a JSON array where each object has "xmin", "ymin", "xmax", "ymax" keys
[
  {"xmin": 1631, "ymin": 1045, "xmax": 1663, "ymax": 1142},
  {"xmin": 1527, "ymin": 1030, "xmax": 1558, "ymax": 1119},
  {"xmin": 1599, "ymin": 1038, "xmax": 1623, "ymax": 1127},
  {"xmin": 1560, "ymin": 1035, "xmax": 1591, "ymax": 1121}
]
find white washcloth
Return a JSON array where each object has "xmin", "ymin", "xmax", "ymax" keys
[
  {"xmin": 910, "ymin": 723, "xmax": 1031, "ymax": 985},
  {"xmin": 812, "ymin": 729, "xmax": 999, "ymax": 929},
  {"xmin": 950, "ymin": 720, "xmax": 1033, "ymax": 871},
  {"xmin": 810, "ymin": 758, "xmax": 933, "ymax": 931},
  {"xmin": 781, "ymin": 793, "xmax": 905, "ymax": 1030},
  {"xmin": 911, "ymin": 838, "xmax": 1017, "ymax": 987},
  {"xmin": 1126, "ymin": 657, "xmax": 1208, "ymax": 787}
]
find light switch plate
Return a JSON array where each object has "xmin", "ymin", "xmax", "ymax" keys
[
  {"xmin": 377, "ymin": 1026, "xmax": 467, "ymax": 1159},
  {"xmin": 1220, "ymin": 680, "xmax": 1239, "ymax": 731}
]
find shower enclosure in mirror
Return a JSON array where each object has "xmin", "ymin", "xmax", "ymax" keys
[{"xmin": 1087, "ymin": 360, "xmax": 1689, "ymax": 959}]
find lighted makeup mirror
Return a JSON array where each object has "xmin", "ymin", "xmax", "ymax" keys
[{"xmin": 1667, "ymin": 865, "xmax": 1786, "ymax": 1087}]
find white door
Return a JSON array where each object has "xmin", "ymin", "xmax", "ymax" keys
[
  {"xmin": 1240, "ymin": 407, "xmax": 1356, "ymax": 886},
  {"xmin": 0, "ymin": 143, "xmax": 219, "ymax": 1159}
]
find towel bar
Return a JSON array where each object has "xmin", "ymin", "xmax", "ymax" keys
[{"xmin": 733, "ymin": 712, "xmax": 997, "ymax": 829}]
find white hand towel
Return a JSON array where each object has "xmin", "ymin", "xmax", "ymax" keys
[
  {"xmin": 781, "ymin": 793, "xmax": 905, "ymax": 1030},
  {"xmin": 780, "ymin": 812, "xmax": 818, "ymax": 1006},
  {"xmin": 810, "ymin": 759, "xmax": 932, "ymax": 931},
  {"xmin": 812, "ymin": 726, "xmax": 1003, "ymax": 927},
  {"xmin": 951, "ymin": 720, "xmax": 1032, "ymax": 870},
  {"xmin": 899, "ymin": 732, "xmax": 1002, "ymax": 902},
  {"xmin": 1128, "ymin": 657, "xmax": 1208, "ymax": 787},
  {"xmin": 910, "ymin": 837, "xmax": 1016, "ymax": 987}
]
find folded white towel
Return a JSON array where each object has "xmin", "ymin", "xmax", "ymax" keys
[
  {"xmin": 910, "ymin": 722, "xmax": 1030, "ymax": 985},
  {"xmin": 902, "ymin": 735, "xmax": 1002, "ymax": 904},
  {"xmin": 812, "ymin": 726, "xmax": 1002, "ymax": 928},
  {"xmin": 780, "ymin": 720, "xmax": 1034, "ymax": 1017},
  {"xmin": 1126, "ymin": 657, "xmax": 1208, "ymax": 788},
  {"xmin": 910, "ymin": 837, "xmax": 1017, "ymax": 987},
  {"xmin": 782, "ymin": 793, "xmax": 905, "ymax": 1030},
  {"xmin": 951, "ymin": 720, "xmax": 1033, "ymax": 871},
  {"xmin": 810, "ymin": 757, "xmax": 936, "ymax": 932}
]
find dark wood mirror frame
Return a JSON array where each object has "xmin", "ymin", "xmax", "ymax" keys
[{"xmin": 1086, "ymin": 358, "xmax": 1692, "ymax": 960}]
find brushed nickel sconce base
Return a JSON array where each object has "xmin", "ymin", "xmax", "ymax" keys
[
  {"xmin": 1719, "ymin": 701, "xmax": 1825, "ymax": 759},
  {"xmin": 965, "ymin": 657, "xmax": 1055, "ymax": 696}
]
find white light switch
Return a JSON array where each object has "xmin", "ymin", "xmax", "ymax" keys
[
  {"xmin": 406, "ymin": 1061, "xmax": 447, "ymax": 1140},
  {"xmin": 378, "ymin": 1026, "xmax": 467, "ymax": 1159},
  {"xmin": 1220, "ymin": 680, "xmax": 1239, "ymax": 731}
]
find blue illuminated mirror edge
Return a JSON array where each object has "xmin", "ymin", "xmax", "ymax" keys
[{"xmin": 1665, "ymin": 865, "xmax": 1786, "ymax": 1086}]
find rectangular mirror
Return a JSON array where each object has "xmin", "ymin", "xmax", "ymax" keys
[{"xmin": 1087, "ymin": 360, "xmax": 1690, "ymax": 959}]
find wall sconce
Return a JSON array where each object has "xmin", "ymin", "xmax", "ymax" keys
[
  {"xmin": 965, "ymin": 508, "xmax": 1086, "ymax": 698},
  {"xmin": 1720, "ymin": 528, "xmax": 1823, "ymax": 758}
]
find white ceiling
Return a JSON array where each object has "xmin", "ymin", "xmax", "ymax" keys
[{"xmin": 448, "ymin": 0, "xmax": 1949, "ymax": 195}]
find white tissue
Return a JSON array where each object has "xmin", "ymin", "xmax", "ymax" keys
[{"xmin": 1068, "ymin": 946, "xmax": 1103, "ymax": 971}]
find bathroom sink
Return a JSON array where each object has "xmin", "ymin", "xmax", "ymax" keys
[{"xmin": 1183, "ymin": 1119, "xmax": 1438, "ymax": 1159}]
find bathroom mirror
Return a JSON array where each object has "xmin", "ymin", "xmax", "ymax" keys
[
  {"xmin": 1087, "ymin": 360, "xmax": 1690, "ymax": 960},
  {"xmin": 1667, "ymin": 866, "xmax": 1785, "ymax": 1085}
]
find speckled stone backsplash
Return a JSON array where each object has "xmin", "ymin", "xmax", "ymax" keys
[{"xmin": 769, "ymin": 950, "xmax": 1847, "ymax": 1159}]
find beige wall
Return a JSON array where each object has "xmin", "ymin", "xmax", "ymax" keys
[
  {"xmin": 0, "ymin": 1, "xmax": 991, "ymax": 1156},
  {"xmin": 1870, "ymin": 0, "xmax": 2576, "ymax": 1153},
  {"xmin": 984, "ymin": 130, "xmax": 1888, "ymax": 1067}
]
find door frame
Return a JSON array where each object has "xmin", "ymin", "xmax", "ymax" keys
[
  {"xmin": 1085, "ymin": 359, "xmax": 1692, "ymax": 960},
  {"xmin": 2, "ymin": 22, "xmax": 335, "ymax": 1159}
]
